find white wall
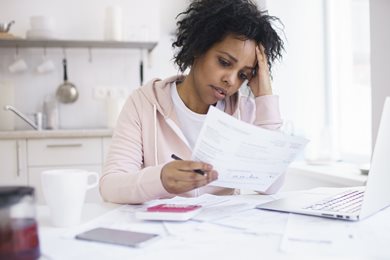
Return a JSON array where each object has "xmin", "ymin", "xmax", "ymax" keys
[
  {"xmin": 147, "ymin": 0, "xmax": 190, "ymax": 79},
  {"xmin": 0, "ymin": 0, "xmax": 183, "ymax": 130},
  {"xmin": 370, "ymin": 0, "xmax": 390, "ymax": 146}
]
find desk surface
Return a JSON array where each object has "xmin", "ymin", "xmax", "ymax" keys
[{"xmin": 36, "ymin": 194, "xmax": 390, "ymax": 260}]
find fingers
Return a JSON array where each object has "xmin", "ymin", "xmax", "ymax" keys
[
  {"xmin": 180, "ymin": 169, "xmax": 218, "ymax": 184},
  {"xmin": 249, "ymin": 44, "xmax": 267, "ymax": 81},
  {"xmin": 161, "ymin": 160, "xmax": 218, "ymax": 194},
  {"xmin": 177, "ymin": 160, "xmax": 213, "ymax": 176},
  {"xmin": 248, "ymin": 43, "xmax": 272, "ymax": 96},
  {"xmin": 161, "ymin": 172, "xmax": 218, "ymax": 194},
  {"xmin": 256, "ymin": 44, "xmax": 268, "ymax": 67},
  {"xmin": 255, "ymin": 45, "xmax": 263, "ymax": 63}
]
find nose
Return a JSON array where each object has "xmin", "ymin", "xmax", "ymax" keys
[{"xmin": 221, "ymin": 72, "xmax": 237, "ymax": 88}]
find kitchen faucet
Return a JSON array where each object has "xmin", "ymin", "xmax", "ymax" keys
[{"xmin": 4, "ymin": 105, "xmax": 42, "ymax": 130}]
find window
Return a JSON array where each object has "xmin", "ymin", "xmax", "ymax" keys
[
  {"xmin": 266, "ymin": 0, "xmax": 371, "ymax": 164},
  {"xmin": 326, "ymin": 0, "xmax": 371, "ymax": 163}
]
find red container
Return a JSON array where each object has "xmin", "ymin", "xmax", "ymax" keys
[{"xmin": 0, "ymin": 186, "xmax": 40, "ymax": 260}]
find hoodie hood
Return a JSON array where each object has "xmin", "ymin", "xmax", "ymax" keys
[{"xmin": 139, "ymin": 75, "xmax": 240, "ymax": 118}]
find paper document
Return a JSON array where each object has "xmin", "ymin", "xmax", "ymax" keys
[
  {"xmin": 213, "ymin": 208, "xmax": 289, "ymax": 235},
  {"xmin": 145, "ymin": 193, "xmax": 231, "ymax": 208},
  {"xmin": 280, "ymin": 207, "xmax": 390, "ymax": 258},
  {"xmin": 192, "ymin": 106, "xmax": 308, "ymax": 192}
]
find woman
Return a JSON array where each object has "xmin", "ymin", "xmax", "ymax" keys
[{"xmin": 100, "ymin": 0, "xmax": 284, "ymax": 204}]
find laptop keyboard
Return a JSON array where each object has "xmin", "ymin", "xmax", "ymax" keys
[{"xmin": 303, "ymin": 190, "xmax": 364, "ymax": 213}]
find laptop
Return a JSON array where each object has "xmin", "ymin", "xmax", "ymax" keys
[{"xmin": 256, "ymin": 96, "xmax": 390, "ymax": 221}]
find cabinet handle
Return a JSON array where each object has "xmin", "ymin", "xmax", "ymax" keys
[
  {"xmin": 16, "ymin": 140, "xmax": 21, "ymax": 177},
  {"xmin": 46, "ymin": 143, "xmax": 83, "ymax": 148}
]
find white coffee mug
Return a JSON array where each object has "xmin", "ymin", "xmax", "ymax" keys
[
  {"xmin": 36, "ymin": 58, "xmax": 55, "ymax": 73},
  {"xmin": 9, "ymin": 58, "xmax": 28, "ymax": 73},
  {"xmin": 30, "ymin": 16, "xmax": 54, "ymax": 31},
  {"xmin": 41, "ymin": 169, "xmax": 99, "ymax": 227}
]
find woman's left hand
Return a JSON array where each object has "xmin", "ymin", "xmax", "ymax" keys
[{"xmin": 248, "ymin": 44, "xmax": 272, "ymax": 96}]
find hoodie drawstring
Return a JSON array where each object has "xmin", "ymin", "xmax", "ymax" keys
[{"xmin": 153, "ymin": 104, "xmax": 158, "ymax": 166}]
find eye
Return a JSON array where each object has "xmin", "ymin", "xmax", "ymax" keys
[
  {"xmin": 238, "ymin": 71, "xmax": 249, "ymax": 81},
  {"xmin": 218, "ymin": 58, "xmax": 230, "ymax": 67}
]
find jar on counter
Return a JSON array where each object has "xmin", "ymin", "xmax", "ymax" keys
[
  {"xmin": 0, "ymin": 186, "xmax": 40, "ymax": 260},
  {"xmin": 43, "ymin": 95, "xmax": 59, "ymax": 130}
]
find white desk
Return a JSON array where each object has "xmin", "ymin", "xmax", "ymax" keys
[{"xmin": 36, "ymin": 194, "xmax": 390, "ymax": 260}]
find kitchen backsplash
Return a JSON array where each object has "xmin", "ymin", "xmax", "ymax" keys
[{"xmin": 0, "ymin": 48, "xmax": 142, "ymax": 130}]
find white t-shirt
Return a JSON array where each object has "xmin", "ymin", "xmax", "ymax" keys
[{"xmin": 171, "ymin": 82, "xmax": 225, "ymax": 149}]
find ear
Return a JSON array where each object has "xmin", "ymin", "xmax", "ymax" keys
[
  {"xmin": 252, "ymin": 64, "xmax": 259, "ymax": 77},
  {"xmin": 191, "ymin": 56, "xmax": 199, "ymax": 68}
]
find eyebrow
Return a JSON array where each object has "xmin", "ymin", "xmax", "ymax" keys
[{"xmin": 218, "ymin": 51, "xmax": 255, "ymax": 70}]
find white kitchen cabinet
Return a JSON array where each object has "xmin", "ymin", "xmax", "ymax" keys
[
  {"xmin": 0, "ymin": 139, "xmax": 28, "ymax": 185},
  {"xmin": 0, "ymin": 130, "xmax": 113, "ymax": 203},
  {"xmin": 27, "ymin": 137, "xmax": 104, "ymax": 204},
  {"xmin": 27, "ymin": 138, "xmax": 102, "ymax": 166}
]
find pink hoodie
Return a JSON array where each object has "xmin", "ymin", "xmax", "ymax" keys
[{"xmin": 100, "ymin": 75, "xmax": 283, "ymax": 204}]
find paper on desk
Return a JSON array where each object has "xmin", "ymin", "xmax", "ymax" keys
[
  {"xmin": 160, "ymin": 196, "xmax": 285, "ymax": 239},
  {"xmin": 193, "ymin": 200, "xmax": 254, "ymax": 222},
  {"xmin": 192, "ymin": 106, "xmax": 308, "ymax": 192},
  {"xmin": 212, "ymin": 208, "xmax": 289, "ymax": 235},
  {"xmin": 145, "ymin": 193, "xmax": 231, "ymax": 207},
  {"xmin": 280, "ymin": 210, "xmax": 390, "ymax": 258},
  {"xmin": 142, "ymin": 194, "xmax": 254, "ymax": 222}
]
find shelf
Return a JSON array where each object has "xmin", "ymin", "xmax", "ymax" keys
[{"xmin": 0, "ymin": 39, "xmax": 157, "ymax": 51}]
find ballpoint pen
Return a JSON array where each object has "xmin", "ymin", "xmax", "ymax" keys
[{"xmin": 170, "ymin": 154, "xmax": 205, "ymax": 176}]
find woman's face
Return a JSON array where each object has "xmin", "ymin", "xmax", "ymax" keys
[{"xmin": 189, "ymin": 34, "xmax": 257, "ymax": 111}]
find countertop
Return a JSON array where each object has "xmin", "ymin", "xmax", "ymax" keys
[{"xmin": 0, "ymin": 128, "xmax": 113, "ymax": 139}]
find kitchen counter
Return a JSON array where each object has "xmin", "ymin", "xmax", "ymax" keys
[{"xmin": 0, "ymin": 128, "xmax": 113, "ymax": 139}]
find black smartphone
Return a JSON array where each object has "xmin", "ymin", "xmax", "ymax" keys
[{"xmin": 75, "ymin": 227, "xmax": 160, "ymax": 247}]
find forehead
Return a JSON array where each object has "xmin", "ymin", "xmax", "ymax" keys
[{"xmin": 211, "ymin": 34, "xmax": 257, "ymax": 65}]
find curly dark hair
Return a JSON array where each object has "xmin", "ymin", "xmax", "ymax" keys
[{"xmin": 172, "ymin": 0, "xmax": 284, "ymax": 73}]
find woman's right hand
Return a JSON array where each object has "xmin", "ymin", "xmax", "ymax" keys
[{"xmin": 161, "ymin": 160, "xmax": 218, "ymax": 194}]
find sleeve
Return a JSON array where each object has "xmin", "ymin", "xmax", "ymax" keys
[
  {"xmin": 99, "ymin": 95, "xmax": 172, "ymax": 204},
  {"xmin": 240, "ymin": 94, "xmax": 283, "ymax": 130}
]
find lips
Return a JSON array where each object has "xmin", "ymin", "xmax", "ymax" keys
[{"xmin": 210, "ymin": 85, "xmax": 227, "ymax": 100}]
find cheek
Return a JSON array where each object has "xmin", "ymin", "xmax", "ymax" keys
[
  {"xmin": 228, "ymin": 86, "xmax": 242, "ymax": 97},
  {"xmin": 198, "ymin": 59, "xmax": 219, "ymax": 79}
]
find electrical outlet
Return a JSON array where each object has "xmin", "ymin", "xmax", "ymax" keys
[
  {"xmin": 118, "ymin": 88, "xmax": 129, "ymax": 97},
  {"xmin": 106, "ymin": 88, "xmax": 118, "ymax": 98},
  {"xmin": 93, "ymin": 87, "xmax": 108, "ymax": 99}
]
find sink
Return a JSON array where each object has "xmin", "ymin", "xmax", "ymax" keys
[{"xmin": 3, "ymin": 105, "xmax": 42, "ymax": 130}]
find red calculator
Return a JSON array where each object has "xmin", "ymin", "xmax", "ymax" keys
[
  {"xmin": 147, "ymin": 204, "xmax": 201, "ymax": 213},
  {"xmin": 136, "ymin": 204, "xmax": 202, "ymax": 221}
]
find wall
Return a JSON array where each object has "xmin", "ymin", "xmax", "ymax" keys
[
  {"xmin": 0, "ymin": 0, "xmax": 186, "ymax": 130},
  {"xmin": 370, "ymin": 0, "xmax": 390, "ymax": 147}
]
